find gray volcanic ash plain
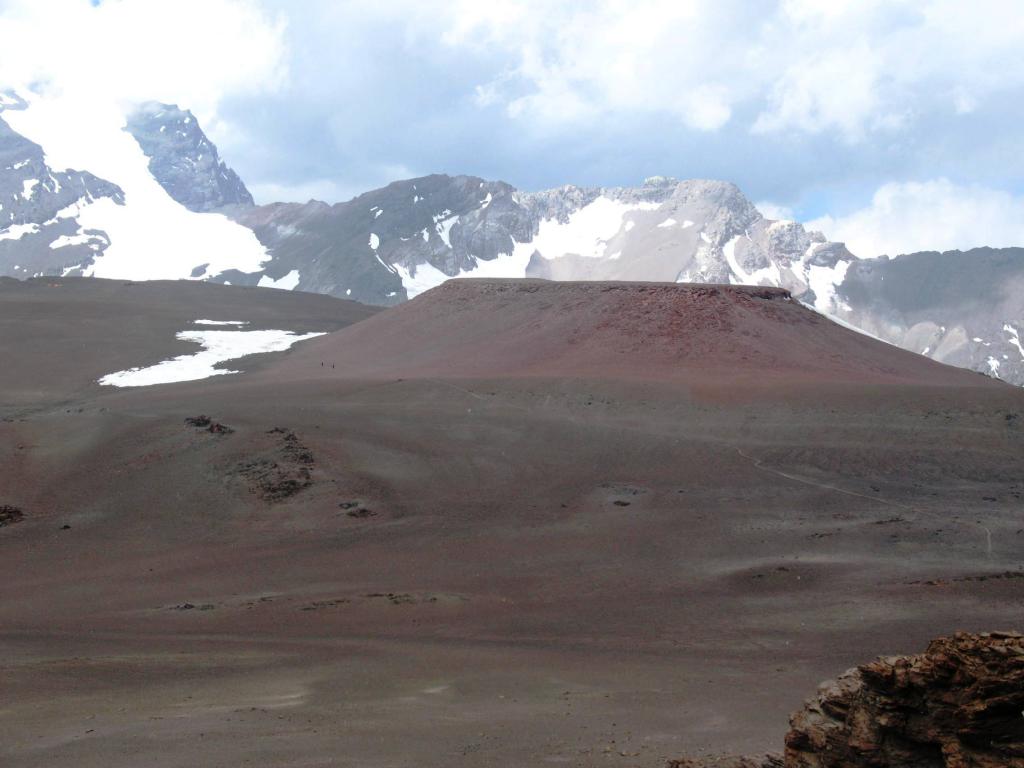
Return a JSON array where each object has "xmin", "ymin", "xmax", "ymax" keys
[{"xmin": 1, "ymin": 277, "xmax": 1021, "ymax": 768}]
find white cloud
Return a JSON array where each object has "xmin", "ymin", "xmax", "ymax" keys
[
  {"xmin": 403, "ymin": 0, "xmax": 1024, "ymax": 141},
  {"xmin": 431, "ymin": 0, "xmax": 746, "ymax": 132},
  {"xmin": 751, "ymin": 1, "xmax": 1024, "ymax": 140},
  {"xmin": 0, "ymin": 0, "xmax": 287, "ymax": 124},
  {"xmin": 248, "ymin": 162, "xmax": 420, "ymax": 205},
  {"xmin": 755, "ymin": 201, "xmax": 795, "ymax": 221},
  {"xmin": 807, "ymin": 179, "xmax": 1024, "ymax": 258},
  {"xmin": 0, "ymin": 0, "xmax": 283, "ymax": 280}
]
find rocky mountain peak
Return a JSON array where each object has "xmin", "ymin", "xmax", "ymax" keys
[
  {"xmin": 125, "ymin": 101, "xmax": 254, "ymax": 212},
  {"xmin": 2, "ymin": 99, "xmax": 1021, "ymax": 386}
]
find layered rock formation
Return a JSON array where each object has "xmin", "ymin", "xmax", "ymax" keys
[
  {"xmin": 672, "ymin": 631, "xmax": 1024, "ymax": 768},
  {"xmin": 785, "ymin": 631, "xmax": 1024, "ymax": 768}
]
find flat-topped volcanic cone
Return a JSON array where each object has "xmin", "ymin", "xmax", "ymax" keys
[{"xmin": 278, "ymin": 279, "xmax": 993, "ymax": 386}]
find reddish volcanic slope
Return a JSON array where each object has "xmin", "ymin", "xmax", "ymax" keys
[
  {"xmin": 2, "ymin": 278, "xmax": 1021, "ymax": 768},
  {"xmin": 276, "ymin": 279, "xmax": 992, "ymax": 386}
]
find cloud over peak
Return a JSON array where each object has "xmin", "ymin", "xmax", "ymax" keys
[{"xmin": 0, "ymin": 0, "xmax": 287, "ymax": 123}]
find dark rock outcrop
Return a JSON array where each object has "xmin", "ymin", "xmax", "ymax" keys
[
  {"xmin": 670, "ymin": 632, "xmax": 1024, "ymax": 768},
  {"xmin": 234, "ymin": 427, "xmax": 315, "ymax": 502},
  {"xmin": 785, "ymin": 631, "xmax": 1024, "ymax": 768},
  {"xmin": 0, "ymin": 505, "xmax": 24, "ymax": 527}
]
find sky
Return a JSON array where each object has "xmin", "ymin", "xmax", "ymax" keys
[{"xmin": 2, "ymin": 0, "xmax": 1024, "ymax": 259}]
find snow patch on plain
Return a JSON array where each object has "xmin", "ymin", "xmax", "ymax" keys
[
  {"xmin": 99, "ymin": 329, "xmax": 325, "ymax": 387},
  {"xmin": 657, "ymin": 218, "xmax": 676, "ymax": 228}
]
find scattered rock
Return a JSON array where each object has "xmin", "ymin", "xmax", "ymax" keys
[
  {"xmin": 668, "ymin": 757, "xmax": 782, "ymax": 768},
  {"xmin": 907, "ymin": 571, "xmax": 1024, "ymax": 586},
  {"xmin": 366, "ymin": 592, "xmax": 419, "ymax": 605},
  {"xmin": 234, "ymin": 428, "xmax": 314, "ymax": 501},
  {"xmin": 345, "ymin": 507, "xmax": 376, "ymax": 519},
  {"xmin": 785, "ymin": 631, "xmax": 1024, "ymax": 768},
  {"xmin": 956, "ymin": 571, "xmax": 1024, "ymax": 583},
  {"xmin": 300, "ymin": 598, "xmax": 350, "ymax": 611},
  {"xmin": 185, "ymin": 415, "xmax": 234, "ymax": 434},
  {"xmin": 169, "ymin": 603, "xmax": 215, "ymax": 611},
  {"xmin": 0, "ymin": 505, "xmax": 24, "ymax": 527}
]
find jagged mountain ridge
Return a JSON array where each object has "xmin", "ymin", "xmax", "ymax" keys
[
  {"xmin": 227, "ymin": 174, "xmax": 852, "ymax": 311},
  {"xmin": 0, "ymin": 95, "xmax": 1022, "ymax": 385},
  {"xmin": 0, "ymin": 94, "xmax": 861, "ymax": 309},
  {"xmin": 126, "ymin": 102, "xmax": 254, "ymax": 212}
]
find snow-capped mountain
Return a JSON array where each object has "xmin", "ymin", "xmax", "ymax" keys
[
  {"xmin": 226, "ymin": 175, "xmax": 854, "ymax": 310},
  {"xmin": 826, "ymin": 247, "xmax": 1024, "ymax": 387},
  {"xmin": 225, "ymin": 175, "xmax": 534, "ymax": 302},
  {"xmin": 0, "ymin": 94, "xmax": 856, "ymax": 306},
  {"xmin": 1, "ymin": 95, "xmax": 1022, "ymax": 386},
  {"xmin": 0, "ymin": 93, "xmax": 125, "ymax": 278},
  {"xmin": 0, "ymin": 92, "xmax": 267, "ymax": 282},
  {"xmin": 125, "ymin": 102, "xmax": 253, "ymax": 212}
]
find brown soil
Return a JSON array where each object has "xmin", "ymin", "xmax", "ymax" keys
[{"xmin": 0, "ymin": 278, "xmax": 1021, "ymax": 768}]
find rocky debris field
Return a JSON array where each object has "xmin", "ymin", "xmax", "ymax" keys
[{"xmin": 233, "ymin": 427, "xmax": 316, "ymax": 502}]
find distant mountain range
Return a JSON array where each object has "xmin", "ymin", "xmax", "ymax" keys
[{"xmin": 0, "ymin": 92, "xmax": 1022, "ymax": 386}]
